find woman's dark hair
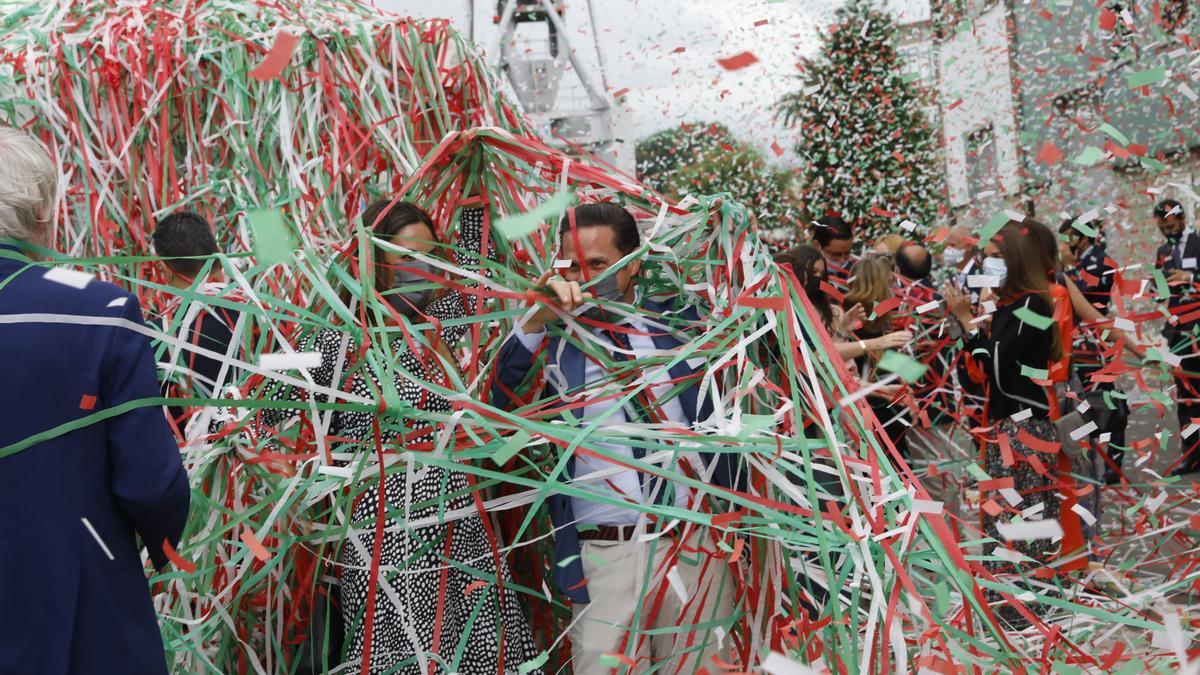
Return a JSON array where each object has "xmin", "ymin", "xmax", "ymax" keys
[
  {"xmin": 559, "ymin": 203, "xmax": 640, "ymax": 254},
  {"xmin": 812, "ymin": 215, "xmax": 854, "ymax": 248},
  {"xmin": 994, "ymin": 220, "xmax": 1062, "ymax": 361},
  {"xmin": 775, "ymin": 244, "xmax": 832, "ymax": 327},
  {"xmin": 361, "ymin": 199, "xmax": 438, "ymax": 294}
]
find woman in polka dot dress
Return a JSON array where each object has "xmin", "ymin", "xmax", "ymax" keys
[{"xmin": 259, "ymin": 200, "xmax": 540, "ymax": 674}]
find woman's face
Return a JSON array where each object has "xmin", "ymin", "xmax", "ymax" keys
[
  {"xmin": 385, "ymin": 222, "xmax": 439, "ymax": 278},
  {"xmin": 983, "ymin": 241, "xmax": 1002, "ymax": 259},
  {"xmin": 812, "ymin": 259, "xmax": 827, "ymax": 280}
]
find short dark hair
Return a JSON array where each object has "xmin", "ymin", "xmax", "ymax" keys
[
  {"xmin": 559, "ymin": 202, "xmax": 640, "ymax": 254},
  {"xmin": 812, "ymin": 215, "xmax": 854, "ymax": 247},
  {"xmin": 895, "ymin": 242, "xmax": 931, "ymax": 280},
  {"xmin": 361, "ymin": 199, "xmax": 438, "ymax": 293},
  {"xmin": 153, "ymin": 211, "xmax": 219, "ymax": 278},
  {"xmin": 1155, "ymin": 199, "xmax": 1184, "ymax": 221}
]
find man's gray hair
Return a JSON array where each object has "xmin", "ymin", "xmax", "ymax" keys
[{"xmin": 0, "ymin": 126, "xmax": 56, "ymax": 241}]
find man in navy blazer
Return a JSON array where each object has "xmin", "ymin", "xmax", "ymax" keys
[
  {"xmin": 1154, "ymin": 198, "xmax": 1200, "ymax": 476},
  {"xmin": 491, "ymin": 203, "xmax": 740, "ymax": 674},
  {"xmin": 0, "ymin": 127, "xmax": 190, "ymax": 673}
]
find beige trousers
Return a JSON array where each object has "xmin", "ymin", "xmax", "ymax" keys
[{"xmin": 569, "ymin": 528, "xmax": 736, "ymax": 675}]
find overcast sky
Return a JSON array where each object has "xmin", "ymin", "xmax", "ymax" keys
[{"xmin": 373, "ymin": 0, "xmax": 929, "ymax": 163}]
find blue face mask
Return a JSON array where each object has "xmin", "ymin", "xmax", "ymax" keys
[
  {"xmin": 580, "ymin": 273, "xmax": 628, "ymax": 321},
  {"xmin": 981, "ymin": 256, "xmax": 1007, "ymax": 285},
  {"xmin": 387, "ymin": 259, "xmax": 437, "ymax": 317}
]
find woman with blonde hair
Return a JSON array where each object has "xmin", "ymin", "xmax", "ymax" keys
[{"xmin": 845, "ymin": 254, "xmax": 913, "ymax": 456}]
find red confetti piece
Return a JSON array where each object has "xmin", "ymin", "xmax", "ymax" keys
[
  {"xmin": 162, "ymin": 538, "xmax": 197, "ymax": 574},
  {"xmin": 729, "ymin": 537, "xmax": 746, "ymax": 563},
  {"xmin": 248, "ymin": 32, "xmax": 299, "ymax": 82},
  {"xmin": 1099, "ymin": 9, "xmax": 1117, "ymax": 31},
  {"xmin": 947, "ymin": 99, "xmax": 964, "ymax": 110},
  {"xmin": 1017, "ymin": 428, "xmax": 1060, "ymax": 454},
  {"xmin": 979, "ymin": 477, "xmax": 1015, "ymax": 491},
  {"xmin": 611, "ymin": 87, "xmax": 630, "ymax": 99},
  {"xmin": 79, "ymin": 394, "xmax": 97, "ymax": 410},
  {"xmin": 771, "ymin": 140, "xmax": 784, "ymax": 157},
  {"xmin": 737, "ymin": 296, "xmax": 788, "ymax": 312},
  {"xmin": 1036, "ymin": 141, "xmax": 1063, "ymax": 165},
  {"xmin": 239, "ymin": 528, "xmax": 272, "ymax": 562},
  {"xmin": 753, "ymin": 19, "xmax": 769, "ymax": 27},
  {"xmin": 671, "ymin": 46, "xmax": 686, "ymax": 54},
  {"xmin": 463, "ymin": 579, "xmax": 488, "ymax": 595},
  {"xmin": 717, "ymin": 51, "xmax": 759, "ymax": 71}
]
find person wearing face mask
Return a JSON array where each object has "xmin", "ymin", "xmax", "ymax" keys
[
  {"xmin": 257, "ymin": 198, "xmax": 542, "ymax": 674},
  {"xmin": 1154, "ymin": 199, "xmax": 1200, "ymax": 476},
  {"xmin": 811, "ymin": 215, "xmax": 856, "ymax": 292},
  {"xmin": 939, "ymin": 225, "xmax": 981, "ymax": 300},
  {"xmin": 491, "ymin": 203, "xmax": 741, "ymax": 674},
  {"xmin": 773, "ymin": 244, "xmax": 911, "ymax": 361},
  {"xmin": 944, "ymin": 220, "xmax": 1069, "ymax": 629}
]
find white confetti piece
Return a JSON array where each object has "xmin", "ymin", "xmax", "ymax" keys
[
  {"xmin": 317, "ymin": 465, "xmax": 354, "ymax": 478},
  {"xmin": 899, "ymin": 219, "xmax": 918, "ymax": 232},
  {"xmin": 1003, "ymin": 209, "xmax": 1025, "ymax": 222},
  {"xmin": 997, "ymin": 518, "xmax": 1063, "ymax": 542},
  {"xmin": 43, "ymin": 267, "xmax": 93, "ymax": 289},
  {"xmin": 762, "ymin": 652, "xmax": 818, "ymax": 675},
  {"xmin": 666, "ymin": 566, "xmax": 688, "ymax": 603},
  {"xmin": 259, "ymin": 351, "xmax": 322, "ymax": 370},
  {"xmin": 105, "ymin": 297, "xmax": 127, "ymax": 308},
  {"xmin": 1069, "ymin": 421, "xmax": 1098, "ymax": 441},
  {"xmin": 81, "ymin": 517, "xmax": 114, "ymax": 561},
  {"xmin": 1146, "ymin": 491, "xmax": 1168, "ymax": 512},
  {"xmin": 911, "ymin": 499, "xmax": 943, "ymax": 514},
  {"xmin": 1180, "ymin": 83, "xmax": 1198, "ymax": 102},
  {"xmin": 915, "ymin": 300, "xmax": 940, "ymax": 314},
  {"xmin": 1011, "ymin": 408, "xmax": 1032, "ymax": 422},
  {"xmin": 1000, "ymin": 488, "xmax": 1023, "ymax": 506},
  {"xmin": 552, "ymin": 258, "xmax": 572, "ymax": 269},
  {"xmin": 966, "ymin": 274, "xmax": 1002, "ymax": 289},
  {"xmin": 1113, "ymin": 317, "xmax": 1135, "ymax": 332},
  {"xmin": 1071, "ymin": 503, "xmax": 1096, "ymax": 527}
]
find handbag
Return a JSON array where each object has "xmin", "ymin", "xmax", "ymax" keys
[{"xmin": 1052, "ymin": 375, "xmax": 1091, "ymax": 462}]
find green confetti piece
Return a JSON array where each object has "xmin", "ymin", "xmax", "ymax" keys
[
  {"xmin": 738, "ymin": 414, "xmax": 777, "ymax": 437},
  {"xmin": 1125, "ymin": 66, "xmax": 1166, "ymax": 89},
  {"xmin": 1152, "ymin": 267, "xmax": 1170, "ymax": 299},
  {"xmin": 1072, "ymin": 146, "xmax": 1104, "ymax": 166},
  {"xmin": 598, "ymin": 654, "xmax": 622, "ymax": 668},
  {"xmin": 491, "ymin": 430, "xmax": 532, "ymax": 465},
  {"xmin": 976, "ymin": 210, "xmax": 1010, "ymax": 243},
  {"xmin": 1140, "ymin": 156, "xmax": 1167, "ymax": 172},
  {"xmin": 1019, "ymin": 364, "xmax": 1049, "ymax": 380},
  {"xmin": 1012, "ymin": 306, "xmax": 1053, "ymax": 331},
  {"xmin": 519, "ymin": 651, "xmax": 549, "ymax": 674},
  {"xmin": 495, "ymin": 191, "xmax": 576, "ymax": 241},
  {"xmin": 877, "ymin": 350, "xmax": 928, "ymax": 384},
  {"xmin": 967, "ymin": 463, "xmax": 991, "ymax": 481},
  {"xmin": 1069, "ymin": 219, "xmax": 1098, "ymax": 238},
  {"xmin": 1097, "ymin": 123, "xmax": 1129, "ymax": 146},
  {"xmin": 248, "ymin": 208, "xmax": 293, "ymax": 266}
]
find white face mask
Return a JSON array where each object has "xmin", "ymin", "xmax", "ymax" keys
[
  {"xmin": 942, "ymin": 246, "xmax": 965, "ymax": 266},
  {"xmin": 981, "ymin": 256, "xmax": 1007, "ymax": 285}
]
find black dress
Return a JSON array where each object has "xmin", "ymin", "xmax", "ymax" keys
[
  {"xmin": 260, "ymin": 207, "xmax": 540, "ymax": 673},
  {"xmin": 962, "ymin": 292, "xmax": 1059, "ymax": 627}
]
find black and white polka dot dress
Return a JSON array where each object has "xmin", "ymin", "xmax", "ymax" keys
[{"xmin": 261, "ymin": 207, "xmax": 541, "ymax": 674}]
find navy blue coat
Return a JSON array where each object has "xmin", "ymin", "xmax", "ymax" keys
[
  {"xmin": 0, "ymin": 242, "xmax": 190, "ymax": 674},
  {"xmin": 490, "ymin": 298, "xmax": 740, "ymax": 603}
]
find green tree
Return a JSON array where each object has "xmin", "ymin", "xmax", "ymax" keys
[
  {"xmin": 776, "ymin": 0, "xmax": 942, "ymax": 240},
  {"xmin": 636, "ymin": 122, "xmax": 803, "ymax": 248}
]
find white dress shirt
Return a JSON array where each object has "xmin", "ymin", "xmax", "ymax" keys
[{"xmin": 516, "ymin": 310, "xmax": 695, "ymax": 525}]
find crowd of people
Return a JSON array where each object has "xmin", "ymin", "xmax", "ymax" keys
[{"xmin": 1, "ymin": 119, "xmax": 1197, "ymax": 672}]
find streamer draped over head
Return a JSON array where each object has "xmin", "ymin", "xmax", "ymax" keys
[{"xmin": 0, "ymin": 0, "xmax": 1194, "ymax": 673}]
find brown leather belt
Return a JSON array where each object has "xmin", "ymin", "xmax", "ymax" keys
[{"xmin": 577, "ymin": 525, "xmax": 639, "ymax": 541}]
